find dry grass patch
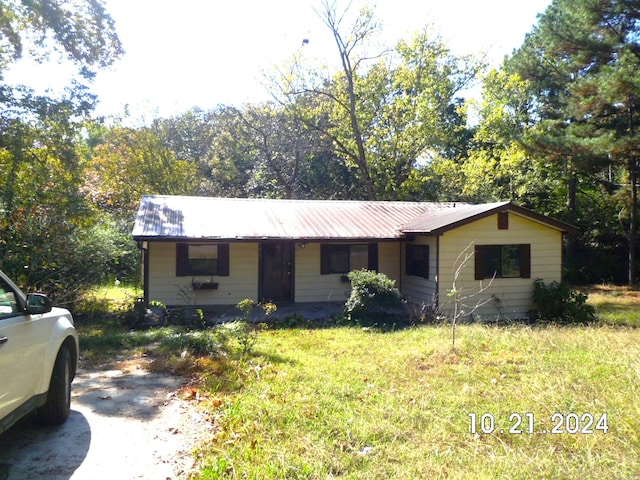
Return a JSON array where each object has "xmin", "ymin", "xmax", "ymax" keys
[{"xmin": 587, "ymin": 285, "xmax": 640, "ymax": 327}]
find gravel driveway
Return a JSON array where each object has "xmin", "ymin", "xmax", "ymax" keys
[{"xmin": 0, "ymin": 360, "xmax": 213, "ymax": 479}]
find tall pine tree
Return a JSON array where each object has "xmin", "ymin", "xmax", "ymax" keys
[{"xmin": 509, "ymin": 0, "xmax": 640, "ymax": 284}]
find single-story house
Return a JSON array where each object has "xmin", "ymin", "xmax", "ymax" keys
[{"xmin": 132, "ymin": 195, "xmax": 576, "ymax": 320}]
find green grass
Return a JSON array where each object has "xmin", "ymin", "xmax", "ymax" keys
[
  {"xmin": 74, "ymin": 285, "xmax": 640, "ymax": 478},
  {"xmin": 587, "ymin": 286, "xmax": 640, "ymax": 327},
  {"xmin": 191, "ymin": 324, "xmax": 640, "ymax": 479}
]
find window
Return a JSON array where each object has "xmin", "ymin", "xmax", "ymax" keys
[
  {"xmin": 475, "ymin": 244, "xmax": 530, "ymax": 280},
  {"xmin": 0, "ymin": 277, "xmax": 20, "ymax": 318},
  {"xmin": 406, "ymin": 244, "xmax": 429, "ymax": 279},
  {"xmin": 176, "ymin": 243, "xmax": 230, "ymax": 276},
  {"xmin": 321, "ymin": 243, "xmax": 378, "ymax": 274}
]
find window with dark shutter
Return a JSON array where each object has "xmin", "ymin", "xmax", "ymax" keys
[
  {"xmin": 175, "ymin": 243, "xmax": 230, "ymax": 276},
  {"xmin": 406, "ymin": 244, "xmax": 429, "ymax": 279},
  {"xmin": 474, "ymin": 244, "xmax": 530, "ymax": 279},
  {"xmin": 320, "ymin": 243, "xmax": 377, "ymax": 274}
]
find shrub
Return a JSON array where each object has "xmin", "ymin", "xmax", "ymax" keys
[
  {"xmin": 344, "ymin": 269, "xmax": 407, "ymax": 329},
  {"xmin": 159, "ymin": 330, "xmax": 224, "ymax": 357},
  {"xmin": 531, "ymin": 279, "xmax": 596, "ymax": 324},
  {"xmin": 221, "ymin": 299, "xmax": 275, "ymax": 357}
]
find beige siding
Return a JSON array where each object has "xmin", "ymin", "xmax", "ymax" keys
[
  {"xmin": 436, "ymin": 213, "xmax": 563, "ymax": 320},
  {"xmin": 148, "ymin": 242, "xmax": 258, "ymax": 305},
  {"xmin": 146, "ymin": 212, "xmax": 563, "ymax": 318},
  {"xmin": 294, "ymin": 242, "xmax": 401, "ymax": 302},
  {"xmin": 400, "ymin": 236, "xmax": 438, "ymax": 305}
]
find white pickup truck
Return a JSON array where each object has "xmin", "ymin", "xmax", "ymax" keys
[{"xmin": 0, "ymin": 270, "xmax": 79, "ymax": 434}]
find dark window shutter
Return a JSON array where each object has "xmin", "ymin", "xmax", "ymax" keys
[
  {"xmin": 176, "ymin": 243, "xmax": 189, "ymax": 276},
  {"xmin": 320, "ymin": 244, "xmax": 331, "ymax": 274},
  {"xmin": 405, "ymin": 245, "xmax": 412, "ymax": 276},
  {"xmin": 368, "ymin": 243, "xmax": 379, "ymax": 271},
  {"xmin": 520, "ymin": 244, "xmax": 531, "ymax": 278},
  {"xmin": 218, "ymin": 243, "xmax": 230, "ymax": 276},
  {"xmin": 498, "ymin": 212, "xmax": 509, "ymax": 230},
  {"xmin": 423, "ymin": 245, "xmax": 430, "ymax": 278},
  {"xmin": 474, "ymin": 245, "xmax": 484, "ymax": 280}
]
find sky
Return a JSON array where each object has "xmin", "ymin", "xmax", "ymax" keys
[{"xmin": 4, "ymin": 0, "xmax": 552, "ymax": 120}]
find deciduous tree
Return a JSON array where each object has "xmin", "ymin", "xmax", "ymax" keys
[{"xmin": 270, "ymin": 1, "xmax": 482, "ymax": 200}]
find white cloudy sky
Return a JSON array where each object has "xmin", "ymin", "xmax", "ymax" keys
[{"xmin": 4, "ymin": 0, "xmax": 552, "ymax": 119}]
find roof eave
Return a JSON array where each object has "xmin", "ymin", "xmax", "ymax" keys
[
  {"xmin": 400, "ymin": 202, "xmax": 578, "ymax": 235},
  {"xmin": 132, "ymin": 235, "xmax": 407, "ymax": 242}
]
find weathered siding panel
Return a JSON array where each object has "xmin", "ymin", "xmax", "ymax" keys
[
  {"xmin": 436, "ymin": 213, "xmax": 563, "ymax": 319},
  {"xmin": 295, "ymin": 243, "xmax": 349, "ymax": 302},
  {"xmin": 294, "ymin": 242, "xmax": 401, "ymax": 302},
  {"xmin": 379, "ymin": 242, "xmax": 401, "ymax": 284},
  {"xmin": 400, "ymin": 236, "xmax": 438, "ymax": 305},
  {"xmin": 148, "ymin": 242, "xmax": 258, "ymax": 305}
]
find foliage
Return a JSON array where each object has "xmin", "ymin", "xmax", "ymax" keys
[
  {"xmin": 270, "ymin": 1, "xmax": 483, "ymax": 200},
  {"xmin": 85, "ymin": 124, "xmax": 201, "ymax": 219},
  {"xmin": 508, "ymin": 0, "xmax": 640, "ymax": 284},
  {"xmin": 0, "ymin": 0, "xmax": 125, "ymax": 299},
  {"xmin": 0, "ymin": 0, "xmax": 122, "ymax": 78},
  {"xmin": 344, "ymin": 269, "xmax": 407, "ymax": 329},
  {"xmin": 531, "ymin": 279, "xmax": 596, "ymax": 324},
  {"xmin": 221, "ymin": 299, "xmax": 275, "ymax": 357},
  {"xmin": 159, "ymin": 329, "xmax": 224, "ymax": 357}
]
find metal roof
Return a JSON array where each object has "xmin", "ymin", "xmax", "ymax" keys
[
  {"xmin": 399, "ymin": 202, "xmax": 510, "ymax": 233},
  {"xmin": 132, "ymin": 196, "xmax": 575, "ymax": 241}
]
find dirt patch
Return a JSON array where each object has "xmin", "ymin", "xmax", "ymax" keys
[{"xmin": 0, "ymin": 358, "xmax": 215, "ymax": 479}]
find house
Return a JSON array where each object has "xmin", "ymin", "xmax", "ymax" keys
[{"xmin": 132, "ymin": 195, "xmax": 576, "ymax": 320}]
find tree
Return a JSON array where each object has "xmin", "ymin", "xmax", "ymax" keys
[
  {"xmin": 0, "ymin": 0, "xmax": 122, "ymax": 79},
  {"xmin": 447, "ymin": 243, "xmax": 495, "ymax": 348},
  {"xmin": 228, "ymin": 102, "xmax": 359, "ymax": 199},
  {"xmin": 0, "ymin": 85, "xmax": 135, "ymax": 299},
  {"xmin": 0, "ymin": 0, "xmax": 124, "ymax": 296},
  {"xmin": 86, "ymin": 124, "xmax": 201, "ymax": 219},
  {"xmin": 508, "ymin": 0, "xmax": 640, "ymax": 284},
  {"xmin": 270, "ymin": 1, "xmax": 482, "ymax": 200}
]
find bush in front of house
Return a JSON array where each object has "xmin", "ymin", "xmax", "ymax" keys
[
  {"xmin": 344, "ymin": 269, "xmax": 408, "ymax": 329},
  {"xmin": 531, "ymin": 279, "xmax": 596, "ymax": 324}
]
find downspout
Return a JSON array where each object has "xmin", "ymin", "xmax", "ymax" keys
[
  {"xmin": 398, "ymin": 241, "xmax": 403, "ymax": 293},
  {"xmin": 435, "ymin": 235, "xmax": 440, "ymax": 311},
  {"xmin": 561, "ymin": 232, "xmax": 566, "ymax": 283},
  {"xmin": 137, "ymin": 241, "xmax": 150, "ymax": 304}
]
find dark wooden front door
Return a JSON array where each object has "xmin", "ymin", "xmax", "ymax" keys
[{"xmin": 260, "ymin": 242, "xmax": 293, "ymax": 303}]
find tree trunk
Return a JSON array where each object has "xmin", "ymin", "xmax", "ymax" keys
[
  {"xmin": 565, "ymin": 162, "xmax": 577, "ymax": 263},
  {"xmin": 628, "ymin": 100, "xmax": 637, "ymax": 286},
  {"xmin": 629, "ymin": 155, "xmax": 637, "ymax": 285}
]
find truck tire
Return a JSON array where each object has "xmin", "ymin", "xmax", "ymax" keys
[{"xmin": 34, "ymin": 346, "xmax": 72, "ymax": 425}]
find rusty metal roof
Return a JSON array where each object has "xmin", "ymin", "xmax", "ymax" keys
[
  {"xmin": 132, "ymin": 196, "xmax": 575, "ymax": 241},
  {"xmin": 132, "ymin": 195, "xmax": 461, "ymax": 240}
]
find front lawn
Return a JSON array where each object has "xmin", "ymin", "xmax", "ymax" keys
[
  {"xmin": 75, "ymin": 284, "xmax": 640, "ymax": 479},
  {"xmin": 191, "ymin": 324, "xmax": 639, "ymax": 479}
]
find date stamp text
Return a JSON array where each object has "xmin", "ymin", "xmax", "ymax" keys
[{"xmin": 468, "ymin": 412, "xmax": 609, "ymax": 435}]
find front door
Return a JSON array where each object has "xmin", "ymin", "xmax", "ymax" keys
[{"xmin": 260, "ymin": 242, "xmax": 293, "ymax": 303}]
